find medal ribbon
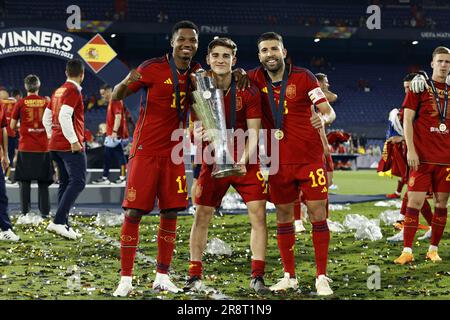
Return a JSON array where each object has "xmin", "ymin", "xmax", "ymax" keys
[
  {"xmin": 428, "ymin": 80, "xmax": 448, "ymax": 126},
  {"xmin": 266, "ymin": 66, "xmax": 289, "ymax": 130},
  {"xmin": 229, "ymin": 79, "xmax": 236, "ymax": 131},
  {"xmin": 169, "ymin": 56, "xmax": 191, "ymax": 123}
]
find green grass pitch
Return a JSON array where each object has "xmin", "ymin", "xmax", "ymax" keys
[{"xmin": 0, "ymin": 170, "xmax": 449, "ymax": 300}]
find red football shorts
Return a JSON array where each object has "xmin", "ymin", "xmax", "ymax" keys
[
  {"xmin": 268, "ymin": 163, "xmax": 328, "ymax": 204},
  {"xmin": 122, "ymin": 156, "xmax": 188, "ymax": 212},
  {"xmin": 408, "ymin": 163, "xmax": 450, "ymax": 193},
  {"xmin": 195, "ymin": 164, "xmax": 268, "ymax": 207}
]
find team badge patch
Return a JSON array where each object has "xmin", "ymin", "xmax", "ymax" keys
[
  {"xmin": 236, "ymin": 97, "xmax": 243, "ymax": 111},
  {"xmin": 286, "ymin": 84, "xmax": 296, "ymax": 99},
  {"xmin": 127, "ymin": 187, "xmax": 137, "ymax": 202},
  {"xmin": 408, "ymin": 177, "xmax": 415, "ymax": 187}
]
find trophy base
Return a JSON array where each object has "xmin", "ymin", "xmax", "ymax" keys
[{"xmin": 212, "ymin": 166, "xmax": 242, "ymax": 179}]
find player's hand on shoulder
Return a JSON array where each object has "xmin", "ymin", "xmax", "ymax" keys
[
  {"xmin": 232, "ymin": 68, "xmax": 250, "ymax": 91},
  {"xmin": 310, "ymin": 105, "xmax": 323, "ymax": 129},
  {"xmin": 409, "ymin": 74, "xmax": 428, "ymax": 93}
]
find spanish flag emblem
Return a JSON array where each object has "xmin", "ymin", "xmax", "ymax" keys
[{"xmin": 78, "ymin": 34, "xmax": 117, "ymax": 73}]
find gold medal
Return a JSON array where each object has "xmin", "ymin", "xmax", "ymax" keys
[
  {"xmin": 274, "ymin": 129, "xmax": 284, "ymax": 140},
  {"xmin": 439, "ymin": 123, "xmax": 447, "ymax": 132}
]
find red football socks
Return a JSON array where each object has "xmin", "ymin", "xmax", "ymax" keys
[
  {"xmin": 431, "ymin": 207, "xmax": 447, "ymax": 247},
  {"xmin": 420, "ymin": 199, "xmax": 433, "ymax": 226},
  {"xmin": 189, "ymin": 260, "xmax": 203, "ymax": 279},
  {"xmin": 311, "ymin": 220, "xmax": 330, "ymax": 276},
  {"xmin": 251, "ymin": 259, "xmax": 266, "ymax": 278},
  {"xmin": 403, "ymin": 207, "xmax": 419, "ymax": 248},
  {"xmin": 157, "ymin": 216, "xmax": 177, "ymax": 274},
  {"xmin": 120, "ymin": 215, "xmax": 142, "ymax": 276},
  {"xmin": 277, "ymin": 222, "xmax": 296, "ymax": 277}
]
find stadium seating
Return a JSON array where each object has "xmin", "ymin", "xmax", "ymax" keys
[{"xmin": 3, "ymin": 0, "xmax": 450, "ymax": 28}]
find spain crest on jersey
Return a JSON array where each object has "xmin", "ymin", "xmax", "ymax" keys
[
  {"xmin": 78, "ymin": 34, "xmax": 117, "ymax": 73},
  {"xmin": 286, "ymin": 84, "xmax": 296, "ymax": 99}
]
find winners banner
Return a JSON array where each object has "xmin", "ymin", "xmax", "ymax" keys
[
  {"xmin": 0, "ymin": 27, "xmax": 140, "ymax": 121},
  {"xmin": 0, "ymin": 28, "xmax": 77, "ymax": 59}
]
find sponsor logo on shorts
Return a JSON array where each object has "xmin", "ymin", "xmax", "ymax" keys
[
  {"xmin": 286, "ymin": 84, "xmax": 296, "ymax": 99},
  {"xmin": 408, "ymin": 176, "xmax": 415, "ymax": 187},
  {"xmin": 127, "ymin": 187, "xmax": 136, "ymax": 202}
]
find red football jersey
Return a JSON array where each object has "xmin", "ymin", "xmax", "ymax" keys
[
  {"xmin": 47, "ymin": 81, "xmax": 85, "ymax": 151},
  {"xmin": 0, "ymin": 98, "xmax": 17, "ymax": 138},
  {"xmin": 11, "ymin": 94, "xmax": 48, "ymax": 152},
  {"xmin": 402, "ymin": 80, "xmax": 450, "ymax": 165},
  {"xmin": 106, "ymin": 100, "xmax": 129, "ymax": 138},
  {"xmin": 127, "ymin": 54, "xmax": 201, "ymax": 157},
  {"xmin": 248, "ymin": 65, "xmax": 328, "ymax": 164}
]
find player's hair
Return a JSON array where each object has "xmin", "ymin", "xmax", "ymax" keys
[
  {"xmin": 11, "ymin": 88, "xmax": 22, "ymax": 98},
  {"xmin": 257, "ymin": 32, "xmax": 284, "ymax": 47},
  {"xmin": 403, "ymin": 73, "xmax": 418, "ymax": 82},
  {"xmin": 432, "ymin": 46, "xmax": 450, "ymax": 59},
  {"xmin": 100, "ymin": 84, "xmax": 112, "ymax": 91},
  {"xmin": 171, "ymin": 20, "xmax": 199, "ymax": 37},
  {"xmin": 24, "ymin": 74, "xmax": 41, "ymax": 93},
  {"xmin": 315, "ymin": 73, "xmax": 327, "ymax": 82},
  {"xmin": 208, "ymin": 37, "xmax": 237, "ymax": 56},
  {"xmin": 66, "ymin": 59, "xmax": 84, "ymax": 78}
]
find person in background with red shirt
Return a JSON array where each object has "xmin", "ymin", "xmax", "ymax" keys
[
  {"xmin": 248, "ymin": 32, "xmax": 336, "ymax": 295},
  {"xmin": 185, "ymin": 38, "xmax": 270, "ymax": 295},
  {"xmin": 42, "ymin": 59, "xmax": 86, "ymax": 240},
  {"xmin": 93, "ymin": 84, "xmax": 128, "ymax": 185},
  {"xmin": 394, "ymin": 46, "xmax": 450, "ymax": 264},
  {"xmin": 0, "ymin": 103, "xmax": 20, "ymax": 241},
  {"xmin": 0, "ymin": 88, "xmax": 21, "ymax": 184},
  {"xmin": 10, "ymin": 75, "xmax": 54, "ymax": 219}
]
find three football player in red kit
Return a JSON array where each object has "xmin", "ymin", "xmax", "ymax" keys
[
  {"xmin": 248, "ymin": 32, "xmax": 336, "ymax": 295},
  {"xmin": 185, "ymin": 37, "xmax": 270, "ymax": 295},
  {"xmin": 394, "ymin": 46, "xmax": 450, "ymax": 264}
]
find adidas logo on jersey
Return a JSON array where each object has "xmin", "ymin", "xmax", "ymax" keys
[
  {"xmin": 321, "ymin": 186, "xmax": 328, "ymax": 193},
  {"xmin": 164, "ymin": 78, "xmax": 173, "ymax": 85}
]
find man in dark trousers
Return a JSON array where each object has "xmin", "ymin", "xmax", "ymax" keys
[
  {"xmin": 11, "ymin": 74, "xmax": 54, "ymax": 219},
  {"xmin": 42, "ymin": 59, "xmax": 86, "ymax": 240}
]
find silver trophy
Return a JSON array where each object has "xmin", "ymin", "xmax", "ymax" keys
[{"xmin": 191, "ymin": 69, "xmax": 241, "ymax": 178}]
